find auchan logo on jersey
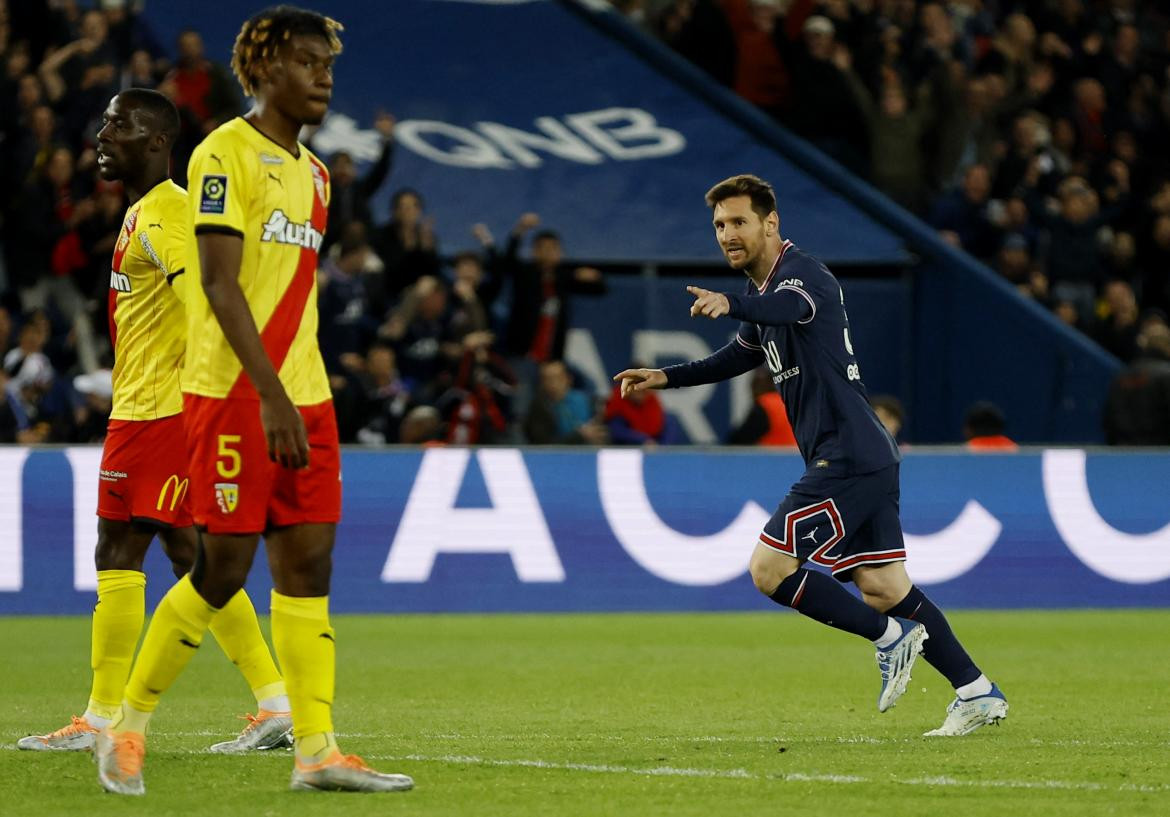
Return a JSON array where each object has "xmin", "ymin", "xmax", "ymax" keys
[{"xmin": 261, "ymin": 209, "xmax": 322, "ymax": 251}]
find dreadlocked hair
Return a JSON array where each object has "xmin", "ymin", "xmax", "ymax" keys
[{"xmin": 231, "ymin": 5, "xmax": 343, "ymax": 97}]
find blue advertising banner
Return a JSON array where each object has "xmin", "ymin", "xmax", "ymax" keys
[
  {"xmin": 141, "ymin": 0, "xmax": 908, "ymax": 264},
  {"xmin": 1, "ymin": 447, "xmax": 1167, "ymax": 615}
]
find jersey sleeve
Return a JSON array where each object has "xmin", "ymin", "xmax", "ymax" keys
[
  {"xmin": 736, "ymin": 322, "xmax": 761, "ymax": 350},
  {"xmin": 144, "ymin": 192, "xmax": 189, "ymax": 300},
  {"xmin": 189, "ymin": 133, "xmax": 252, "ymax": 238}
]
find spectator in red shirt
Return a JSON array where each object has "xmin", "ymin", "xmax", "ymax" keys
[{"xmin": 963, "ymin": 401, "xmax": 1018, "ymax": 451}]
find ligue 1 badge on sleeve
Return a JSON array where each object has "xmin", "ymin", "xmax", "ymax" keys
[
  {"xmin": 200, "ymin": 174, "xmax": 227, "ymax": 215},
  {"xmin": 215, "ymin": 482, "xmax": 239, "ymax": 514}
]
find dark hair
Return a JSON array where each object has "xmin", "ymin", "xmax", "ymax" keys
[
  {"xmin": 231, "ymin": 5, "xmax": 343, "ymax": 97},
  {"xmin": 964, "ymin": 401, "xmax": 1006, "ymax": 438},
  {"xmin": 391, "ymin": 187, "xmax": 423, "ymax": 210},
  {"xmin": 704, "ymin": 174, "xmax": 777, "ymax": 220},
  {"xmin": 532, "ymin": 229, "xmax": 561, "ymax": 245},
  {"xmin": 118, "ymin": 88, "xmax": 180, "ymax": 144}
]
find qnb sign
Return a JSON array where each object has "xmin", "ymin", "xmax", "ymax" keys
[{"xmin": 314, "ymin": 108, "xmax": 686, "ymax": 170}]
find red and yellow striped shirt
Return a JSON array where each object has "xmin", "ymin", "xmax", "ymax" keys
[
  {"xmin": 108, "ymin": 179, "xmax": 188, "ymax": 421},
  {"xmin": 183, "ymin": 117, "xmax": 331, "ymax": 405}
]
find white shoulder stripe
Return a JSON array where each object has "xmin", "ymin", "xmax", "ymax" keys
[
  {"xmin": 736, "ymin": 334, "xmax": 762, "ymax": 350},
  {"xmin": 775, "ymin": 284, "xmax": 816, "ymax": 324}
]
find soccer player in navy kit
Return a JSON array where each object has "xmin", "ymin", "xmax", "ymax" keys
[{"xmin": 614, "ymin": 175, "xmax": 1008, "ymax": 735}]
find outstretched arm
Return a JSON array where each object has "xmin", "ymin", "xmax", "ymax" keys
[
  {"xmin": 688, "ymin": 285, "xmax": 813, "ymax": 327},
  {"xmin": 614, "ymin": 338, "xmax": 763, "ymax": 394}
]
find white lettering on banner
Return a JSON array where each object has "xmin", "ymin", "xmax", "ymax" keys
[
  {"xmin": 382, "ymin": 449, "xmax": 565, "ymax": 582},
  {"xmin": 0, "ymin": 448, "xmax": 30, "ymax": 591},
  {"xmin": 391, "ymin": 109, "xmax": 684, "ymax": 169},
  {"xmin": 394, "ymin": 121, "xmax": 514, "ymax": 169},
  {"xmin": 597, "ymin": 449, "xmax": 768, "ymax": 585},
  {"xmin": 632, "ymin": 330, "xmax": 717, "ymax": 443},
  {"xmin": 565, "ymin": 108, "xmax": 687, "ymax": 161},
  {"xmin": 65, "ymin": 447, "xmax": 102, "ymax": 591},
  {"xmin": 1042, "ymin": 449, "xmax": 1170, "ymax": 584},
  {"xmin": 476, "ymin": 119, "xmax": 603, "ymax": 168},
  {"xmin": 903, "ymin": 501, "xmax": 1002, "ymax": 585},
  {"xmin": 308, "ymin": 113, "xmax": 385, "ymax": 162}
]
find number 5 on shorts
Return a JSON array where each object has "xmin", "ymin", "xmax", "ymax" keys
[{"xmin": 216, "ymin": 434, "xmax": 242, "ymax": 479}]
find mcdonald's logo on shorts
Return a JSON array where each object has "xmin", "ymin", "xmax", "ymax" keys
[{"xmin": 156, "ymin": 474, "xmax": 189, "ymax": 512}]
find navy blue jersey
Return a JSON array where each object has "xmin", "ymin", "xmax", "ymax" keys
[{"xmin": 664, "ymin": 241, "xmax": 899, "ymax": 476}]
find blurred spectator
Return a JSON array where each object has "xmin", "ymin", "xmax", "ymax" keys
[
  {"xmin": 1093, "ymin": 280, "xmax": 1141, "ymax": 362},
  {"xmin": 165, "ymin": 29, "xmax": 240, "ymax": 134},
  {"xmin": 323, "ymin": 111, "xmax": 395, "ymax": 254},
  {"xmin": 845, "ymin": 67, "xmax": 936, "ymax": 214},
  {"xmin": 379, "ymin": 275, "xmax": 460, "ymax": 404},
  {"xmin": 487, "ymin": 213, "xmax": 607, "ymax": 364},
  {"xmin": 448, "ymin": 248, "xmax": 492, "ymax": 339},
  {"xmin": 71, "ymin": 368, "xmax": 111, "ymax": 443},
  {"xmin": 718, "ymin": 0, "xmax": 789, "ymax": 117},
  {"xmin": 1031, "ymin": 171, "xmax": 1129, "ymax": 322},
  {"xmin": 870, "ymin": 394, "xmax": 905, "ymax": 443},
  {"xmin": 439, "ymin": 331, "xmax": 516, "ymax": 445},
  {"xmin": 524, "ymin": 359, "xmax": 607, "ymax": 445},
  {"xmin": 654, "ymin": 0, "xmax": 736, "ymax": 88},
  {"xmin": 318, "ymin": 222, "xmax": 378, "ymax": 379},
  {"xmin": 399, "ymin": 405, "xmax": 444, "ymax": 445},
  {"xmin": 962, "ymin": 401, "xmax": 1018, "ymax": 451},
  {"xmin": 604, "ymin": 371, "xmax": 682, "ymax": 446},
  {"xmin": 776, "ymin": 11, "xmax": 869, "ymax": 175},
  {"xmin": 1103, "ymin": 319, "xmax": 1170, "ymax": 445},
  {"xmin": 353, "ymin": 343, "xmax": 415, "ymax": 446},
  {"xmin": 930, "ymin": 163, "xmax": 1000, "ymax": 258},
  {"xmin": 727, "ymin": 366, "xmax": 796, "ymax": 446},
  {"xmin": 373, "ymin": 188, "xmax": 440, "ymax": 305}
]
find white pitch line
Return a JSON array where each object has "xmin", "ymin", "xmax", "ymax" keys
[
  {"xmin": 5, "ymin": 741, "xmax": 1166, "ymax": 794},
  {"xmin": 354, "ymin": 753, "xmax": 1170, "ymax": 794}
]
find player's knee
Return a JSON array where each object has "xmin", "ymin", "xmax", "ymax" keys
[
  {"xmin": 94, "ymin": 527, "xmax": 145, "ymax": 572},
  {"xmin": 748, "ymin": 550, "xmax": 797, "ymax": 596}
]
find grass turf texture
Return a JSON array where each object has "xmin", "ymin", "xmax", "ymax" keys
[{"xmin": 3, "ymin": 611, "xmax": 1168, "ymax": 816}]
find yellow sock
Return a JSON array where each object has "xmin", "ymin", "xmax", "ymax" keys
[
  {"xmin": 87, "ymin": 570, "xmax": 146, "ymax": 721},
  {"xmin": 208, "ymin": 589, "xmax": 287, "ymax": 707},
  {"xmin": 121, "ymin": 575, "xmax": 216, "ymax": 725},
  {"xmin": 270, "ymin": 592, "xmax": 335, "ymax": 756}
]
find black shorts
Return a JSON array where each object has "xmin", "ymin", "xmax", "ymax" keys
[{"xmin": 758, "ymin": 464, "xmax": 906, "ymax": 581}]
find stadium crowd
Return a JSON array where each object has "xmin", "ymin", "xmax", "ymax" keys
[
  {"xmin": 641, "ymin": 0, "xmax": 1170, "ymax": 362},
  {"xmin": 0, "ymin": 0, "xmax": 1167, "ymax": 446}
]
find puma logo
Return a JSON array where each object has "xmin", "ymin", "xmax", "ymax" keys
[{"xmin": 268, "ymin": 172, "xmax": 282, "ymax": 187}]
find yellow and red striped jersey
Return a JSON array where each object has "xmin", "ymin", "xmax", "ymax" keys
[
  {"xmin": 108, "ymin": 179, "xmax": 188, "ymax": 421},
  {"xmin": 183, "ymin": 117, "xmax": 331, "ymax": 406}
]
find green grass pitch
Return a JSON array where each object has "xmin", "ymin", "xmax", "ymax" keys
[{"xmin": 3, "ymin": 611, "xmax": 1168, "ymax": 816}]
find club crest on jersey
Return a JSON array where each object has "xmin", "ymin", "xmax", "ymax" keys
[
  {"xmin": 310, "ymin": 163, "xmax": 326, "ymax": 205},
  {"xmin": 200, "ymin": 174, "xmax": 227, "ymax": 214},
  {"xmin": 261, "ymin": 209, "xmax": 323, "ymax": 250},
  {"xmin": 215, "ymin": 482, "xmax": 238, "ymax": 514},
  {"xmin": 116, "ymin": 209, "xmax": 138, "ymax": 253}
]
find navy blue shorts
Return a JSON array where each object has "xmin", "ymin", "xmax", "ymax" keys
[{"xmin": 758, "ymin": 464, "xmax": 906, "ymax": 581}]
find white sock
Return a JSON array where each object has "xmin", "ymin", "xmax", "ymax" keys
[
  {"xmin": 956, "ymin": 674, "xmax": 993, "ymax": 700},
  {"xmin": 873, "ymin": 617, "xmax": 903, "ymax": 649},
  {"xmin": 83, "ymin": 711, "xmax": 112, "ymax": 729},
  {"xmin": 258, "ymin": 695, "xmax": 291, "ymax": 713}
]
